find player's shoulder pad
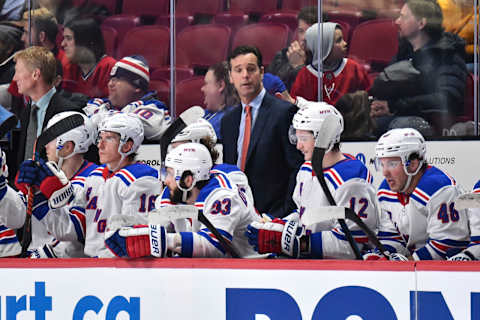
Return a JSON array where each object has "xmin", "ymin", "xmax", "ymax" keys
[
  {"xmin": 158, "ymin": 187, "xmax": 172, "ymax": 207},
  {"xmin": 324, "ymin": 158, "xmax": 373, "ymax": 189},
  {"xmin": 377, "ymin": 180, "xmax": 399, "ymax": 203},
  {"xmin": 71, "ymin": 162, "xmax": 100, "ymax": 187},
  {"xmin": 88, "ymin": 165, "xmax": 106, "ymax": 178},
  {"xmin": 299, "ymin": 161, "xmax": 313, "ymax": 173},
  {"xmin": 473, "ymin": 179, "xmax": 480, "ymax": 193},
  {"xmin": 140, "ymin": 97, "xmax": 168, "ymax": 111},
  {"xmin": 210, "ymin": 163, "xmax": 241, "ymax": 176},
  {"xmin": 196, "ymin": 177, "xmax": 235, "ymax": 204},
  {"xmin": 114, "ymin": 163, "xmax": 159, "ymax": 186},
  {"xmin": 415, "ymin": 166, "xmax": 457, "ymax": 199}
]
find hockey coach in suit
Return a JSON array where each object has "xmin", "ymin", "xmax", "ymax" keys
[{"xmin": 221, "ymin": 45, "xmax": 303, "ymax": 218}]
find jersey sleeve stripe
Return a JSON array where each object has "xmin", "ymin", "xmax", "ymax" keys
[
  {"xmin": 197, "ymin": 230, "xmax": 226, "ymax": 255},
  {"xmin": 69, "ymin": 207, "xmax": 86, "ymax": 243},
  {"xmin": 180, "ymin": 232, "xmax": 194, "ymax": 257}
]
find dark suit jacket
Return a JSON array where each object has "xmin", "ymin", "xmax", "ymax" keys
[
  {"xmin": 10, "ymin": 91, "xmax": 83, "ymax": 178},
  {"xmin": 221, "ymin": 92, "xmax": 303, "ymax": 218}
]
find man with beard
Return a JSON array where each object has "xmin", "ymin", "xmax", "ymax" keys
[{"xmin": 104, "ymin": 142, "xmax": 263, "ymax": 258}]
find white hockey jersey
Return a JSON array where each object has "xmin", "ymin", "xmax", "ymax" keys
[
  {"xmin": 159, "ymin": 165, "xmax": 261, "ymax": 258},
  {"xmin": 465, "ymin": 180, "xmax": 480, "ymax": 259},
  {"xmin": 293, "ymin": 156, "xmax": 378, "ymax": 259},
  {"xmin": 84, "ymin": 93, "xmax": 172, "ymax": 141},
  {"xmin": 377, "ymin": 166, "xmax": 469, "ymax": 260},
  {"xmin": 0, "ymin": 186, "xmax": 23, "ymax": 256},
  {"xmin": 32, "ymin": 161, "xmax": 98, "ymax": 258},
  {"xmin": 41, "ymin": 163, "xmax": 161, "ymax": 257}
]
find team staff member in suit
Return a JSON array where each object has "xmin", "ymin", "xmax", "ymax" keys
[
  {"xmin": 221, "ymin": 46, "xmax": 303, "ymax": 218},
  {"xmin": 11, "ymin": 46, "xmax": 82, "ymax": 178}
]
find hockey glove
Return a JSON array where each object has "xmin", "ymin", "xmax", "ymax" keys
[
  {"xmin": 15, "ymin": 160, "xmax": 39, "ymax": 194},
  {"xmin": 105, "ymin": 215, "xmax": 167, "ymax": 258},
  {"xmin": 37, "ymin": 159, "xmax": 74, "ymax": 209},
  {"xmin": 448, "ymin": 250, "xmax": 475, "ymax": 261},
  {"xmin": 246, "ymin": 214, "xmax": 303, "ymax": 258},
  {"xmin": 363, "ymin": 249, "xmax": 409, "ymax": 261}
]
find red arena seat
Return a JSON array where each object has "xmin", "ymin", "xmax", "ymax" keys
[
  {"xmin": 100, "ymin": 26, "xmax": 118, "ymax": 58},
  {"xmin": 348, "ymin": 19, "xmax": 399, "ymax": 71},
  {"xmin": 102, "ymin": 14, "xmax": 140, "ymax": 41},
  {"xmin": 118, "ymin": 26, "xmax": 170, "ymax": 69},
  {"xmin": 175, "ymin": 77, "xmax": 205, "ymax": 117},
  {"xmin": 230, "ymin": 0, "xmax": 277, "ymax": 15},
  {"xmin": 122, "ymin": 0, "xmax": 168, "ymax": 17},
  {"xmin": 176, "ymin": 24, "xmax": 231, "ymax": 70},
  {"xmin": 232, "ymin": 23, "xmax": 290, "ymax": 67}
]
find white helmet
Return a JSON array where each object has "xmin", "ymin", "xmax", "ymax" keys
[
  {"xmin": 375, "ymin": 128, "xmax": 426, "ymax": 190},
  {"xmin": 165, "ymin": 142, "xmax": 212, "ymax": 192},
  {"xmin": 46, "ymin": 111, "xmax": 95, "ymax": 165},
  {"xmin": 98, "ymin": 112, "xmax": 144, "ymax": 156},
  {"xmin": 291, "ymin": 101, "xmax": 343, "ymax": 150},
  {"xmin": 171, "ymin": 118, "xmax": 217, "ymax": 144}
]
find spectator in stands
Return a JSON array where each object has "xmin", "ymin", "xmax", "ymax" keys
[
  {"xmin": 438, "ymin": 0, "xmax": 476, "ymax": 69},
  {"xmin": 0, "ymin": 23, "xmax": 22, "ymax": 85},
  {"xmin": 9, "ymin": 8, "xmax": 77, "ymax": 112},
  {"xmin": 222, "ymin": 45, "xmax": 303, "ymax": 218},
  {"xmin": 290, "ymin": 22, "xmax": 372, "ymax": 105},
  {"xmin": 0, "ymin": 0, "xmax": 25, "ymax": 21},
  {"xmin": 61, "ymin": 17, "xmax": 116, "ymax": 98},
  {"xmin": 11, "ymin": 46, "xmax": 83, "ymax": 170},
  {"xmin": 36, "ymin": 0, "xmax": 74, "ymax": 24},
  {"xmin": 83, "ymin": 55, "xmax": 171, "ymax": 142},
  {"xmin": 267, "ymin": 6, "xmax": 318, "ymax": 90},
  {"xmin": 369, "ymin": 0, "xmax": 468, "ymax": 136},
  {"xmin": 201, "ymin": 61, "xmax": 238, "ymax": 142}
]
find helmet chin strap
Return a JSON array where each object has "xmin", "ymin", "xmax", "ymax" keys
[
  {"xmin": 177, "ymin": 177, "xmax": 195, "ymax": 202},
  {"xmin": 400, "ymin": 160, "xmax": 424, "ymax": 193},
  {"xmin": 56, "ymin": 144, "xmax": 75, "ymax": 171},
  {"xmin": 108, "ymin": 141, "xmax": 131, "ymax": 172}
]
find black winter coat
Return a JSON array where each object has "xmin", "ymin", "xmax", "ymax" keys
[{"xmin": 380, "ymin": 33, "xmax": 468, "ymax": 118}]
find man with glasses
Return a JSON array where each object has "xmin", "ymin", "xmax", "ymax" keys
[
  {"xmin": 246, "ymin": 101, "xmax": 379, "ymax": 259},
  {"xmin": 369, "ymin": 128, "xmax": 469, "ymax": 260}
]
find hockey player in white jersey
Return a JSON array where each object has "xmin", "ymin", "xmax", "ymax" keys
[
  {"xmin": 83, "ymin": 55, "xmax": 171, "ymax": 141},
  {"xmin": 0, "ymin": 147, "xmax": 22, "ymax": 256},
  {"xmin": 105, "ymin": 142, "xmax": 262, "ymax": 258},
  {"xmin": 168, "ymin": 118, "xmax": 255, "ymax": 210},
  {"xmin": 246, "ymin": 101, "xmax": 379, "ymax": 259},
  {"xmin": 12, "ymin": 111, "xmax": 97, "ymax": 257},
  {"xmin": 25, "ymin": 112, "xmax": 161, "ymax": 257},
  {"xmin": 371, "ymin": 128, "xmax": 469, "ymax": 260},
  {"xmin": 449, "ymin": 180, "xmax": 480, "ymax": 261}
]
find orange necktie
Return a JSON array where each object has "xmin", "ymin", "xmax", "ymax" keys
[{"xmin": 240, "ymin": 105, "xmax": 251, "ymax": 171}]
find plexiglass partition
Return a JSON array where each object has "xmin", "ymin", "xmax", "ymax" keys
[{"xmin": 16, "ymin": 0, "xmax": 478, "ymax": 140}]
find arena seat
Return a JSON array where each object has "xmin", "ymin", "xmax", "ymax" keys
[
  {"xmin": 229, "ymin": 0, "xmax": 277, "ymax": 15},
  {"xmin": 213, "ymin": 11, "xmax": 248, "ymax": 36},
  {"xmin": 118, "ymin": 26, "xmax": 170, "ymax": 69},
  {"xmin": 149, "ymin": 79, "xmax": 170, "ymax": 108},
  {"xmin": 102, "ymin": 14, "xmax": 140, "ymax": 42},
  {"xmin": 260, "ymin": 11, "xmax": 298, "ymax": 34},
  {"xmin": 176, "ymin": 24, "xmax": 231, "ymax": 70},
  {"xmin": 348, "ymin": 19, "xmax": 399, "ymax": 71},
  {"xmin": 281, "ymin": 0, "xmax": 318, "ymax": 11},
  {"xmin": 100, "ymin": 26, "xmax": 118, "ymax": 58},
  {"xmin": 122, "ymin": 0, "xmax": 168, "ymax": 17},
  {"xmin": 176, "ymin": 0, "xmax": 223, "ymax": 16},
  {"xmin": 232, "ymin": 23, "xmax": 290, "ymax": 66},
  {"xmin": 175, "ymin": 77, "xmax": 205, "ymax": 117},
  {"xmin": 155, "ymin": 14, "xmax": 193, "ymax": 34},
  {"xmin": 151, "ymin": 66, "xmax": 194, "ymax": 82}
]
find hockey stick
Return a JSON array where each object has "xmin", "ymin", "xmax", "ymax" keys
[
  {"xmin": 311, "ymin": 114, "xmax": 363, "ymax": 260},
  {"xmin": 455, "ymin": 192, "xmax": 480, "ymax": 210},
  {"xmin": 149, "ymin": 205, "xmax": 240, "ymax": 258},
  {"xmin": 302, "ymin": 206, "xmax": 391, "ymax": 259},
  {"xmin": 20, "ymin": 113, "xmax": 85, "ymax": 257},
  {"xmin": 159, "ymin": 106, "xmax": 204, "ymax": 162}
]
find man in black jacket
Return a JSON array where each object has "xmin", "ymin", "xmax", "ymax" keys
[
  {"xmin": 10, "ymin": 46, "xmax": 83, "ymax": 178},
  {"xmin": 370, "ymin": 0, "xmax": 468, "ymax": 136}
]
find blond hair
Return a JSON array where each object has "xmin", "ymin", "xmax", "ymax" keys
[{"xmin": 14, "ymin": 46, "xmax": 57, "ymax": 86}]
